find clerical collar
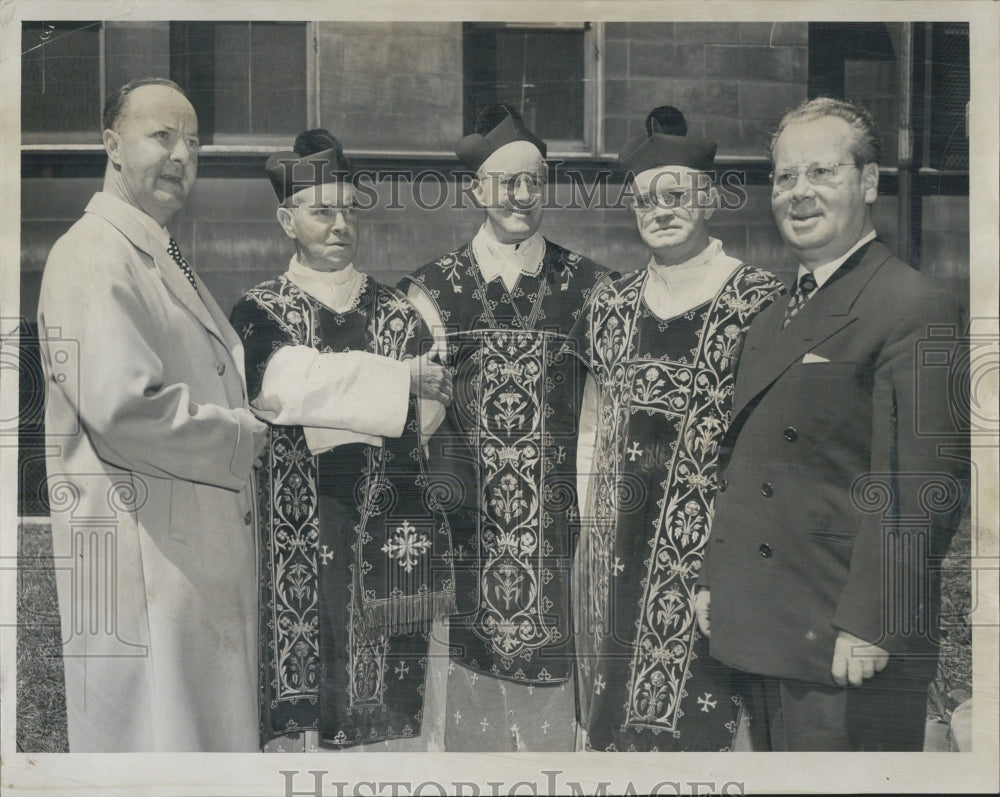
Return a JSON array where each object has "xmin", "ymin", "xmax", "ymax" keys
[
  {"xmin": 286, "ymin": 254, "xmax": 365, "ymax": 313},
  {"xmin": 797, "ymin": 230, "xmax": 877, "ymax": 290},
  {"xmin": 643, "ymin": 238, "xmax": 743, "ymax": 321},
  {"xmin": 647, "ymin": 237, "xmax": 724, "ymax": 277},
  {"xmin": 471, "ymin": 222, "xmax": 545, "ymax": 291}
]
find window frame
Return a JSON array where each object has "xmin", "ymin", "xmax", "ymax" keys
[
  {"xmin": 20, "ymin": 20, "xmax": 608, "ymax": 160},
  {"xmin": 461, "ymin": 21, "xmax": 600, "ymax": 157}
]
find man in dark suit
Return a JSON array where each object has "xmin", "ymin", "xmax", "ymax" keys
[{"xmin": 696, "ymin": 97, "xmax": 968, "ymax": 751}]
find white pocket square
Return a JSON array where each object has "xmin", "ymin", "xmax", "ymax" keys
[{"xmin": 802, "ymin": 353, "xmax": 830, "ymax": 364}]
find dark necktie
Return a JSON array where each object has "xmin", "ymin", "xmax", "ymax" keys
[
  {"xmin": 782, "ymin": 271, "xmax": 818, "ymax": 328},
  {"xmin": 167, "ymin": 237, "xmax": 199, "ymax": 292}
]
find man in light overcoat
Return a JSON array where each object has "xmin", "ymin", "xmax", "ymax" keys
[{"xmin": 38, "ymin": 77, "xmax": 271, "ymax": 752}]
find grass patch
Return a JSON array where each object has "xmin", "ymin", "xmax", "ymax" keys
[
  {"xmin": 13, "ymin": 510, "xmax": 974, "ymax": 753},
  {"xmin": 16, "ymin": 521, "xmax": 68, "ymax": 753},
  {"xmin": 928, "ymin": 510, "xmax": 973, "ymax": 721}
]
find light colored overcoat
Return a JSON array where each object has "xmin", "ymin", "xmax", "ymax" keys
[{"xmin": 38, "ymin": 191, "xmax": 261, "ymax": 751}]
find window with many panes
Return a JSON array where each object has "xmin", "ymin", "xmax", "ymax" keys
[
  {"xmin": 462, "ymin": 22, "xmax": 594, "ymax": 151},
  {"xmin": 22, "ymin": 21, "xmax": 310, "ymax": 147},
  {"xmin": 23, "ymin": 20, "xmax": 600, "ymax": 155}
]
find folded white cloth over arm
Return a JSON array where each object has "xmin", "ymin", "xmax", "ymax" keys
[{"xmin": 253, "ymin": 345, "xmax": 411, "ymax": 453}]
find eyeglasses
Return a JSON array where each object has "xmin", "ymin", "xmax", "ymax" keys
[
  {"xmin": 298, "ymin": 202, "xmax": 360, "ymax": 218},
  {"xmin": 769, "ymin": 162, "xmax": 858, "ymax": 193},
  {"xmin": 631, "ymin": 188, "xmax": 704, "ymax": 213},
  {"xmin": 490, "ymin": 173, "xmax": 547, "ymax": 196}
]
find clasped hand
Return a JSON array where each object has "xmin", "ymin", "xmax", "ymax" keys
[{"xmin": 409, "ymin": 350, "xmax": 453, "ymax": 405}]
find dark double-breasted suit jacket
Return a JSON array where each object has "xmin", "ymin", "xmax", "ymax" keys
[{"xmin": 703, "ymin": 240, "xmax": 968, "ymax": 688}]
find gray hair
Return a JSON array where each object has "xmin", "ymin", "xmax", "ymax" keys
[{"xmin": 768, "ymin": 97, "xmax": 883, "ymax": 166}]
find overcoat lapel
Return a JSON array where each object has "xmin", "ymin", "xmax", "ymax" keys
[
  {"xmin": 731, "ymin": 241, "xmax": 892, "ymax": 418},
  {"xmin": 86, "ymin": 193, "xmax": 246, "ymax": 387}
]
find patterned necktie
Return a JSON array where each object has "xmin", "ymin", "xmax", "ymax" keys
[
  {"xmin": 782, "ymin": 271, "xmax": 818, "ymax": 328},
  {"xmin": 167, "ymin": 237, "xmax": 199, "ymax": 292}
]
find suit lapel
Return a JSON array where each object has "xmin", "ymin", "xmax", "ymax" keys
[
  {"xmin": 86, "ymin": 193, "xmax": 249, "ymax": 397},
  {"xmin": 731, "ymin": 241, "xmax": 892, "ymax": 418},
  {"xmin": 86, "ymin": 193, "xmax": 232, "ymax": 351}
]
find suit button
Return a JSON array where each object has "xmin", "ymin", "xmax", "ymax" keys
[
  {"xmin": 718, "ymin": 477, "xmax": 728, "ymax": 493},
  {"xmin": 244, "ymin": 511, "xmax": 252, "ymax": 525},
  {"xmin": 783, "ymin": 427, "xmax": 798, "ymax": 442},
  {"xmin": 217, "ymin": 363, "xmax": 226, "ymax": 375},
  {"xmin": 759, "ymin": 543, "xmax": 773, "ymax": 558},
  {"xmin": 760, "ymin": 482, "xmax": 773, "ymax": 497}
]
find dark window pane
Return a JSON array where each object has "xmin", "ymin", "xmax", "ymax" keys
[
  {"xmin": 808, "ymin": 22, "xmax": 900, "ymax": 163},
  {"xmin": 170, "ymin": 21, "xmax": 307, "ymax": 143},
  {"xmin": 21, "ymin": 22, "xmax": 102, "ymax": 139},
  {"xmin": 212, "ymin": 23, "xmax": 251, "ymax": 134},
  {"xmin": 249, "ymin": 23, "xmax": 308, "ymax": 135},
  {"xmin": 104, "ymin": 22, "xmax": 171, "ymax": 99},
  {"xmin": 464, "ymin": 25, "xmax": 584, "ymax": 141},
  {"xmin": 170, "ymin": 22, "xmax": 220, "ymax": 140},
  {"xmin": 928, "ymin": 23, "xmax": 969, "ymax": 170}
]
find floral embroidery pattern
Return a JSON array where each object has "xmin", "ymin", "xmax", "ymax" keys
[
  {"xmin": 625, "ymin": 267, "xmax": 784, "ymax": 732},
  {"xmin": 585, "ymin": 272, "xmax": 645, "ymax": 647},
  {"xmin": 473, "ymin": 330, "xmax": 557, "ymax": 666},
  {"xmin": 584, "ymin": 266, "xmax": 784, "ymax": 735},
  {"xmin": 237, "ymin": 275, "xmax": 438, "ymax": 741},
  {"xmin": 403, "ymin": 239, "xmax": 613, "ymax": 684},
  {"xmin": 382, "ymin": 520, "xmax": 432, "ymax": 573},
  {"xmin": 348, "ymin": 635, "xmax": 387, "ymax": 706}
]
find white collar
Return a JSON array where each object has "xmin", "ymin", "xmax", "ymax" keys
[
  {"xmin": 643, "ymin": 238, "xmax": 743, "ymax": 320},
  {"xmin": 285, "ymin": 255, "xmax": 365, "ymax": 313},
  {"xmin": 797, "ymin": 230, "xmax": 877, "ymax": 289},
  {"xmin": 471, "ymin": 222, "xmax": 545, "ymax": 291}
]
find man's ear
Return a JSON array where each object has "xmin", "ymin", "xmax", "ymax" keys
[
  {"xmin": 276, "ymin": 206, "xmax": 297, "ymax": 240},
  {"xmin": 103, "ymin": 128, "xmax": 122, "ymax": 167},
  {"xmin": 862, "ymin": 162, "xmax": 879, "ymax": 204},
  {"xmin": 702, "ymin": 184, "xmax": 720, "ymax": 221}
]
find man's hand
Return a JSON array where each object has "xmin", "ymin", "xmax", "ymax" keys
[
  {"xmin": 409, "ymin": 351, "xmax": 453, "ymax": 405},
  {"xmin": 694, "ymin": 587, "xmax": 711, "ymax": 637},
  {"xmin": 830, "ymin": 630, "xmax": 889, "ymax": 687}
]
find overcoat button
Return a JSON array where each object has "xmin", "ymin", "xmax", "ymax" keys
[
  {"xmin": 217, "ymin": 363, "xmax": 226, "ymax": 375},
  {"xmin": 244, "ymin": 511, "xmax": 253, "ymax": 525},
  {"xmin": 759, "ymin": 543, "xmax": 773, "ymax": 558},
  {"xmin": 718, "ymin": 478, "xmax": 728, "ymax": 493},
  {"xmin": 760, "ymin": 482, "xmax": 773, "ymax": 497},
  {"xmin": 783, "ymin": 427, "xmax": 798, "ymax": 442}
]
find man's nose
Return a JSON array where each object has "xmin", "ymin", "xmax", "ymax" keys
[
  {"xmin": 512, "ymin": 177, "xmax": 532, "ymax": 203},
  {"xmin": 169, "ymin": 137, "xmax": 194, "ymax": 164},
  {"xmin": 648, "ymin": 201, "xmax": 675, "ymax": 219},
  {"xmin": 788, "ymin": 171, "xmax": 814, "ymax": 199}
]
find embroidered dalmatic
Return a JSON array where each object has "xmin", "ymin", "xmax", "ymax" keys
[
  {"xmin": 567, "ymin": 263, "xmax": 783, "ymax": 751},
  {"xmin": 231, "ymin": 275, "xmax": 455, "ymax": 748},
  {"xmin": 402, "ymin": 239, "xmax": 613, "ymax": 684}
]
